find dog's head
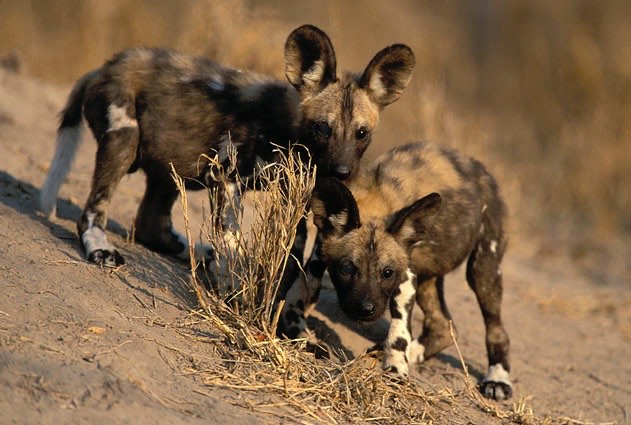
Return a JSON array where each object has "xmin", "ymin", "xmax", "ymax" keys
[
  {"xmin": 285, "ymin": 25, "xmax": 415, "ymax": 181},
  {"xmin": 311, "ymin": 178, "xmax": 441, "ymax": 322}
]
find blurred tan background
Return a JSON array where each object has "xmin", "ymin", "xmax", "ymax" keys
[{"xmin": 1, "ymin": 0, "xmax": 629, "ymax": 281}]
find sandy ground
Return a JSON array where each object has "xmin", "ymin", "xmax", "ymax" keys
[{"xmin": 0, "ymin": 66, "xmax": 629, "ymax": 424}]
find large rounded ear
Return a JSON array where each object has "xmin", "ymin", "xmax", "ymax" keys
[
  {"xmin": 285, "ymin": 25, "xmax": 337, "ymax": 94},
  {"xmin": 387, "ymin": 192, "xmax": 441, "ymax": 248},
  {"xmin": 311, "ymin": 178, "xmax": 360, "ymax": 237},
  {"xmin": 359, "ymin": 44, "xmax": 415, "ymax": 109}
]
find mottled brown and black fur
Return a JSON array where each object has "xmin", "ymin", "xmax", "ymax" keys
[
  {"xmin": 309, "ymin": 142, "xmax": 512, "ymax": 401},
  {"xmin": 39, "ymin": 25, "xmax": 415, "ymax": 267}
]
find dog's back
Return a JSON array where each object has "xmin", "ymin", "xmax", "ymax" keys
[{"xmin": 81, "ymin": 47, "xmax": 300, "ymax": 180}]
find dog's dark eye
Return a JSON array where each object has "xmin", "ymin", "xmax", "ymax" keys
[
  {"xmin": 338, "ymin": 259, "xmax": 357, "ymax": 275},
  {"xmin": 381, "ymin": 268, "xmax": 394, "ymax": 279},
  {"xmin": 313, "ymin": 121, "xmax": 332, "ymax": 139},
  {"xmin": 355, "ymin": 127, "xmax": 369, "ymax": 141}
]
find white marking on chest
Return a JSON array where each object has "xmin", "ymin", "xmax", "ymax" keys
[{"xmin": 107, "ymin": 104, "xmax": 138, "ymax": 132}]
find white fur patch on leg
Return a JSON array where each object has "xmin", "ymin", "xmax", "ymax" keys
[
  {"xmin": 383, "ymin": 269, "xmax": 416, "ymax": 377},
  {"xmin": 82, "ymin": 226, "xmax": 116, "ymax": 254},
  {"xmin": 221, "ymin": 182, "xmax": 242, "ymax": 231},
  {"xmin": 107, "ymin": 104, "xmax": 137, "ymax": 132},
  {"xmin": 409, "ymin": 340, "xmax": 425, "ymax": 365},
  {"xmin": 81, "ymin": 213, "xmax": 122, "ymax": 266},
  {"xmin": 485, "ymin": 363, "xmax": 511, "ymax": 385},
  {"xmin": 481, "ymin": 363, "xmax": 513, "ymax": 400},
  {"xmin": 39, "ymin": 125, "xmax": 83, "ymax": 217}
]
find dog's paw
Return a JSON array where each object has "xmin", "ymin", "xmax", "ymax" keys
[
  {"xmin": 480, "ymin": 363, "xmax": 512, "ymax": 400},
  {"xmin": 81, "ymin": 225, "xmax": 124, "ymax": 267},
  {"xmin": 479, "ymin": 379, "xmax": 512, "ymax": 401},
  {"xmin": 87, "ymin": 248, "xmax": 125, "ymax": 267},
  {"xmin": 382, "ymin": 363, "xmax": 408, "ymax": 382},
  {"xmin": 382, "ymin": 356, "xmax": 409, "ymax": 380}
]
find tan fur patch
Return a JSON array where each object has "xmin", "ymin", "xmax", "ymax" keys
[
  {"xmin": 349, "ymin": 142, "xmax": 463, "ymax": 217},
  {"xmin": 169, "ymin": 51, "xmax": 195, "ymax": 71}
]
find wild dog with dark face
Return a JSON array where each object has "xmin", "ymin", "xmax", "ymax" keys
[
  {"xmin": 308, "ymin": 142, "xmax": 512, "ymax": 401},
  {"xmin": 38, "ymin": 25, "xmax": 415, "ymax": 267}
]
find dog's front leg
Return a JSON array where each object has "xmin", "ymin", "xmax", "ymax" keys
[
  {"xmin": 200, "ymin": 180, "xmax": 246, "ymax": 292},
  {"xmin": 218, "ymin": 180, "xmax": 243, "ymax": 252},
  {"xmin": 383, "ymin": 269, "xmax": 417, "ymax": 377},
  {"xmin": 278, "ymin": 231, "xmax": 326, "ymax": 339}
]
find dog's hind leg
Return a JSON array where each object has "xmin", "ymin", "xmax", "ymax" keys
[
  {"xmin": 134, "ymin": 176, "xmax": 186, "ymax": 257},
  {"xmin": 277, "ymin": 217, "xmax": 308, "ymax": 300},
  {"xmin": 77, "ymin": 105, "xmax": 140, "ymax": 266},
  {"xmin": 412, "ymin": 275, "xmax": 454, "ymax": 364},
  {"xmin": 466, "ymin": 234, "xmax": 512, "ymax": 400}
]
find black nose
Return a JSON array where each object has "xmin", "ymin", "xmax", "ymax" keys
[
  {"xmin": 358, "ymin": 300, "xmax": 375, "ymax": 318},
  {"xmin": 334, "ymin": 165, "xmax": 351, "ymax": 181}
]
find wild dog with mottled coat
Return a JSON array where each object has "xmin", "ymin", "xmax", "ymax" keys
[
  {"xmin": 305, "ymin": 142, "xmax": 512, "ymax": 400},
  {"xmin": 38, "ymin": 25, "xmax": 415, "ymax": 267}
]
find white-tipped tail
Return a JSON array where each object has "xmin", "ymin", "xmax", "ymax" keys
[{"xmin": 39, "ymin": 125, "xmax": 83, "ymax": 217}]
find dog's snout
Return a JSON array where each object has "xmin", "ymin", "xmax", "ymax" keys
[
  {"xmin": 358, "ymin": 300, "xmax": 376, "ymax": 318},
  {"xmin": 334, "ymin": 164, "xmax": 351, "ymax": 181}
]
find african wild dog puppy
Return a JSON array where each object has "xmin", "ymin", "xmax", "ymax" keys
[
  {"xmin": 38, "ymin": 25, "xmax": 415, "ymax": 267},
  {"xmin": 306, "ymin": 142, "xmax": 512, "ymax": 401}
]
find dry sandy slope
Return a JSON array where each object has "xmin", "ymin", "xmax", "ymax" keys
[{"xmin": 0, "ymin": 67, "xmax": 629, "ymax": 424}]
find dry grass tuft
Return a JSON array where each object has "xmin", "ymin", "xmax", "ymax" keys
[{"xmin": 171, "ymin": 142, "xmax": 316, "ymax": 359}]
